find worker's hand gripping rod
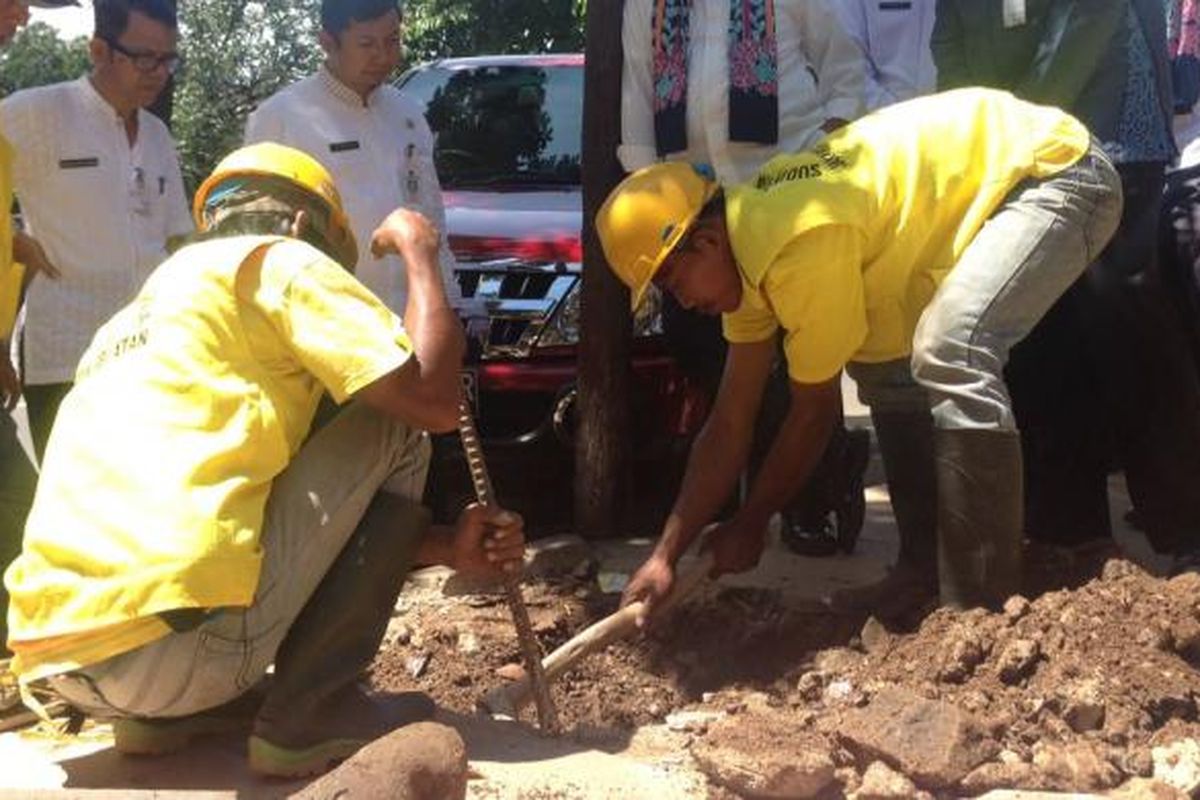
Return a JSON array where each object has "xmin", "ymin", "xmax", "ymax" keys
[{"xmin": 457, "ymin": 399, "xmax": 559, "ymax": 733}]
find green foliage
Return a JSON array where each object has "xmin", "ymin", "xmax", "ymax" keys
[
  {"xmin": 0, "ymin": 22, "xmax": 88, "ymax": 97},
  {"xmin": 173, "ymin": 0, "xmax": 322, "ymax": 192},
  {"xmin": 402, "ymin": 0, "xmax": 585, "ymax": 65}
]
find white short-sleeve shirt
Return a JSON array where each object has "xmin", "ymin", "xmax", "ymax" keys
[
  {"xmin": 1, "ymin": 77, "xmax": 193, "ymax": 385},
  {"xmin": 244, "ymin": 67, "xmax": 460, "ymax": 313},
  {"xmin": 619, "ymin": 0, "xmax": 866, "ymax": 185},
  {"xmin": 833, "ymin": 0, "xmax": 938, "ymax": 111}
]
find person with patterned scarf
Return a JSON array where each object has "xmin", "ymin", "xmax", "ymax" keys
[{"xmin": 619, "ymin": 0, "xmax": 873, "ymax": 564}]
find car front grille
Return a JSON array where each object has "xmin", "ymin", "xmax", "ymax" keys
[{"xmin": 454, "ymin": 258, "xmax": 580, "ymax": 359}]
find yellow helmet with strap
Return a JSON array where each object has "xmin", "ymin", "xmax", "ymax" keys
[
  {"xmin": 193, "ymin": 142, "xmax": 358, "ymax": 268},
  {"xmin": 595, "ymin": 162, "xmax": 718, "ymax": 309}
]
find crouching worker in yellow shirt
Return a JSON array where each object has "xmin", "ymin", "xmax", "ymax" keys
[
  {"xmin": 602, "ymin": 88, "xmax": 1123, "ymax": 621},
  {"xmin": 3, "ymin": 142, "xmax": 525, "ymax": 778}
]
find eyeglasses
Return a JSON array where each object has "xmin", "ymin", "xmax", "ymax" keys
[{"xmin": 103, "ymin": 37, "xmax": 183, "ymax": 76}]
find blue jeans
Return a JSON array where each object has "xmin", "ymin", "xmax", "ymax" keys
[{"xmin": 849, "ymin": 144, "xmax": 1123, "ymax": 432}]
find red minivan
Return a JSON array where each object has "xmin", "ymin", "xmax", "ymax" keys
[{"xmin": 397, "ymin": 54, "xmax": 707, "ymax": 531}]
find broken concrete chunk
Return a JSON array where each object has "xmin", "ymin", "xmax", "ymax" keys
[
  {"xmin": 837, "ymin": 687, "xmax": 999, "ymax": 789},
  {"xmin": 1101, "ymin": 559, "xmax": 1140, "ymax": 581},
  {"xmin": 937, "ymin": 631, "xmax": 986, "ymax": 684},
  {"xmin": 1002, "ymin": 595, "xmax": 1030, "ymax": 621},
  {"xmin": 665, "ymin": 710, "xmax": 725, "ymax": 733},
  {"xmin": 1058, "ymin": 680, "xmax": 1106, "ymax": 733},
  {"xmin": 597, "ymin": 571, "xmax": 630, "ymax": 595},
  {"xmin": 523, "ymin": 534, "xmax": 592, "ymax": 579},
  {"xmin": 1109, "ymin": 777, "xmax": 1191, "ymax": 799},
  {"xmin": 958, "ymin": 760, "xmax": 1038, "ymax": 795},
  {"xmin": 693, "ymin": 739, "xmax": 835, "ymax": 798},
  {"xmin": 823, "ymin": 680, "xmax": 855, "ymax": 706},
  {"xmin": 996, "ymin": 639, "xmax": 1040, "ymax": 684},
  {"xmin": 690, "ymin": 710, "xmax": 838, "ymax": 799},
  {"xmin": 859, "ymin": 617, "xmax": 891, "ymax": 654},
  {"xmin": 406, "ymin": 652, "xmax": 431, "ymax": 679},
  {"xmin": 1152, "ymin": 738, "xmax": 1200, "ymax": 796},
  {"xmin": 495, "ymin": 663, "xmax": 525, "ymax": 682},
  {"xmin": 1031, "ymin": 742, "xmax": 1123, "ymax": 792},
  {"xmin": 853, "ymin": 760, "xmax": 918, "ymax": 799},
  {"xmin": 1169, "ymin": 619, "xmax": 1200, "ymax": 662}
]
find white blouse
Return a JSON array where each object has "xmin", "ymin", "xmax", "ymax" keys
[{"xmin": 619, "ymin": 0, "xmax": 866, "ymax": 184}]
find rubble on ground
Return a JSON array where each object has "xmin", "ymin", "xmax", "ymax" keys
[{"xmin": 370, "ymin": 544, "xmax": 1200, "ymax": 798}]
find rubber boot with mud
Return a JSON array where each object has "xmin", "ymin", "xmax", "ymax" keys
[
  {"xmin": 248, "ymin": 493, "xmax": 437, "ymax": 778},
  {"xmin": 936, "ymin": 428, "xmax": 1023, "ymax": 610},
  {"xmin": 829, "ymin": 410, "xmax": 938, "ymax": 616}
]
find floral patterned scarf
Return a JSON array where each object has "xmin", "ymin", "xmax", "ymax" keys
[{"xmin": 652, "ymin": 0, "xmax": 780, "ymax": 157}]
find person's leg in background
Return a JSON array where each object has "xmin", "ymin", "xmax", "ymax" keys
[
  {"xmin": 1004, "ymin": 285, "xmax": 1114, "ymax": 547},
  {"xmin": 840, "ymin": 359, "xmax": 939, "ymax": 610},
  {"xmin": 0, "ymin": 407, "xmax": 37, "ymax": 656},
  {"xmin": 1078, "ymin": 162, "xmax": 1200, "ymax": 565},
  {"xmin": 22, "ymin": 380, "xmax": 70, "ymax": 462},
  {"xmin": 1160, "ymin": 164, "xmax": 1200, "ymax": 377}
]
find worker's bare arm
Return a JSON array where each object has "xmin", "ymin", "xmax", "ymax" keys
[
  {"xmin": 619, "ymin": 337, "xmax": 775, "ymax": 622},
  {"xmin": 701, "ymin": 373, "xmax": 842, "ymax": 575},
  {"xmin": 358, "ymin": 209, "xmax": 465, "ymax": 432}
]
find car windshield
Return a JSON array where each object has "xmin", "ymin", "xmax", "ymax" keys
[{"xmin": 399, "ymin": 62, "xmax": 583, "ymax": 190}]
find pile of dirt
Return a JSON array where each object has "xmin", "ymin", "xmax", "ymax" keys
[{"xmin": 371, "ymin": 557, "xmax": 1200, "ymax": 797}]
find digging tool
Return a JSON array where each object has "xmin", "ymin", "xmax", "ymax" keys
[
  {"xmin": 480, "ymin": 551, "xmax": 715, "ymax": 718},
  {"xmin": 457, "ymin": 399, "xmax": 559, "ymax": 734}
]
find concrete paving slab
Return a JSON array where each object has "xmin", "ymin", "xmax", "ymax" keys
[{"xmin": 0, "ymin": 710, "xmax": 705, "ymax": 800}]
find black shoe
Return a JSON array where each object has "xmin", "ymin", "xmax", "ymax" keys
[
  {"xmin": 780, "ymin": 428, "xmax": 870, "ymax": 557},
  {"xmin": 781, "ymin": 510, "xmax": 840, "ymax": 557}
]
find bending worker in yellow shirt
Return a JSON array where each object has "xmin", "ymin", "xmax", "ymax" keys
[
  {"xmin": 4, "ymin": 143, "xmax": 525, "ymax": 778},
  {"xmin": 601, "ymin": 88, "xmax": 1123, "ymax": 618}
]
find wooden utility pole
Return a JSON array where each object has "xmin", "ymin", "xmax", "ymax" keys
[{"xmin": 575, "ymin": 0, "xmax": 631, "ymax": 538}]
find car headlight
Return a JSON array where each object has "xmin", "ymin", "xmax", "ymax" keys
[{"xmin": 535, "ymin": 282, "xmax": 663, "ymax": 348}]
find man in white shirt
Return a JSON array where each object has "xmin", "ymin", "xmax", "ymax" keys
[
  {"xmin": 834, "ymin": 0, "xmax": 938, "ymax": 111},
  {"xmin": 244, "ymin": 0, "xmax": 459, "ymax": 314},
  {"xmin": 1, "ymin": 0, "xmax": 191, "ymax": 459}
]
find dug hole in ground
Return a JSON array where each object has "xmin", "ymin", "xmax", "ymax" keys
[{"xmin": 2, "ymin": 389, "xmax": 1198, "ymax": 799}]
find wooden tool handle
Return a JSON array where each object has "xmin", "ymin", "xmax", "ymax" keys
[{"xmin": 483, "ymin": 552, "xmax": 715, "ymax": 716}]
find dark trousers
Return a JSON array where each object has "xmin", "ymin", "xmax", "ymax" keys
[
  {"xmin": 1007, "ymin": 161, "xmax": 1200, "ymax": 555},
  {"xmin": 0, "ymin": 410, "xmax": 36, "ymax": 654},
  {"xmin": 22, "ymin": 381, "xmax": 70, "ymax": 462},
  {"xmin": 661, "ymin": 296, "xmax": 846, "ymax": 517}
]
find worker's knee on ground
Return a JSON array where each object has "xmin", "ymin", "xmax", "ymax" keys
[{"xmin": 289, "ymin": 721, "xmax": 468, "ymax": 800}]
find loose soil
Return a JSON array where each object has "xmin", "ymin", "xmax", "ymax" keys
[{"xmin": 370, "ymin": 544, "xmax": 1200, "ymax": 797}]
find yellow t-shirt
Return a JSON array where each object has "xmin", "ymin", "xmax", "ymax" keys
[
  {"xmin": 0, "ymin": 131, "xmax": 17, "ymax": 341},
  {"xmin": 5, "ymin": 234, "xmax": 414, "ymax": 683},
  {"xmin": 722, "ymin": 87, "xmax": 1091, "ymax": 384}
]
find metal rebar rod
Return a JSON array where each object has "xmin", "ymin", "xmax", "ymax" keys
[{"xmin": 457, "ymin": 400, "xmax": 560, "ymax": 733}]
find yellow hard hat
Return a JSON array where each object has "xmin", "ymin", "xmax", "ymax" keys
[
  {"xmin": 194, "ymin": 142, "xmax": 358, "ymax": 268},
  {"xmin": 595, "ymin": 162, "xmax": 718, "ymax": 309}
]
